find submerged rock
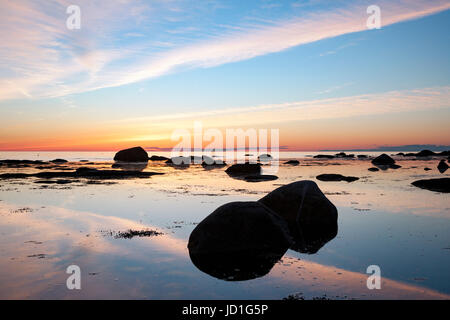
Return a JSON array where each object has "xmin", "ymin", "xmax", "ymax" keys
[
  {"xmin": 258, "ymin": 154, "xmax": 273, "ymax": 162},
  {"xmin": 372, "ymin": 154, "xmax": 396, "ymax": 166},
  {"xmin": 244, "ymin": 175, "xmax": 278, "ymax": 182},
  {"xmin": 188, "ymin": 201, "xmax": 292, "ymax": 281},
  {"xmin": 259, "ymin": 181, "xmax": 338, "ymax": 254},
  {"xmin": 166, "ymin": 156, "xmax": 190, "ymax": 166},
  {"xmin": 149, "ymin": 155, "xmax": 169, "ymax": 161},
  {"xmin": 438, "ymin": 160, "xmax": 449, "ymax": 174},
  {"xmin": 416, "ymin": 150, "xmax": 436, "ymax": 157},
  {"xmin": 284, "ymin": 160, "xmax": 300, "ymax": 165},
  {"xmin": 50, "ymin": 159, "xmax": 68, "ymax": 164},
  {"xmin": 412, "ymin": 178, "xmax": 450, "ymax": 193},
  {"xmin": 313, "ymin": 155, "xmax": 335, "ymax": 159},
  {"xmin": 368, "ymin": 167, "xmax": 379, "ymax": 172},
  {"xmin": 316, "ymin": 174, "xmax": 359, "ymax": 182},
  {"xmin": 114, "ymin": 147, "xmax": 148, "ymax": 162},
  {"xmin": 225, "ymin": 163, "xmax": 262, "ymax": 176},
  {"xmin": 357, "ymin": 155, "xmax": 368, "ymax": 159}
]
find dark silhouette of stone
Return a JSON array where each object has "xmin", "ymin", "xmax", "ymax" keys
[
  {"xmin": 313, "ymin": 155, "xmax": 335, "ymax": 159},
  {"xmin": 357, "ymin": 155, "xmax": 368, "ymax": 159},
  {"xmin": 166, "ymin": 156, "xmax": 190, "ymax": 166},
  {"xmin": 259, "ymin": 181, "xmax": 338, "ymax": 254},
  {"xmin": 244, "ymin": 175, "xmax": 278, "ymax": 182},
  {"xmin": 188, "ymin": 201, "xmax": 292, "ymax": 281},
  {"xmin": 412, "ymin": 178, "xmax": 450, "ymax": 193},
  {"xmin": 114, "ymin": 147, "xmax": 148, "ymax": 162},
  {"xmin": 316, "ymin": 174, "xmax": 359, "ymax": 182},
  {"xmin": 50, "ymin": 159, "xmax": 68, "ymax": 164},
  {"xmin": 389, "ymin": 164, "xmax": 402, "ymax": 169},
  {"xmin": 225, "ymin": 163, "xmax": 261, "ymax": 176},
  {"xmin": 368, "ymin": 167, "xmax": 379, "ymax": 172},
  {"xmin": 149, "ymin": 155, "xmax": 169, "ymax": 161},
  {"xmin": 424, "ymin": 167, "xmax": 432, "ymax": 171},
  {"xmin": 372, "ymin": 154, "xmax": 395, "ymax": 166},
  {"xmin": 284, "ymin": 160, "xmax": 300, "ymax": 165},
  {"xmin": 438, "ymin": 160, "xmax": 449, "ymax": 173},
  {"xmin": 416, "ymin": 150, "xmax": 436, "ymax": 157}
]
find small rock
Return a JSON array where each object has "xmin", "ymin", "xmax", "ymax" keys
[{"xmin": 316, "ymin": 174, "xmax": 359, "ymax": 182}]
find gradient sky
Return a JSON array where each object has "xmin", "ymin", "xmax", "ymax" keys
[{"xmin": 0, "ymin": 0, "xmax": 449, "ymax": 151}]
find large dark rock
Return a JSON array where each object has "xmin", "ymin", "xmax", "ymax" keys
[
  {"xmin": 412, "ymin": 178, "xmax": 450, "ymax": 193},
  {"xmin": 284, "ymin": 160, "xmax": 300, "ymax": 165},
  {"xmin": 438, "ymin": 160, "xmax": 449, "ymax": 174},
  {"xmin": 225, "ymin": 163, "xmax": 262, "ymax": 176},
  {"xmin": 313, "ymin": 155, "xmax": 335, "ymax": 159},
  {"xmin": 416, "ymin": 150, "xmax": 436, "ymax": 157},
  {"xmin": 114, "ymin": 147, "xmax": 148, "ymax": 162},
  {"xmin": 188, "ymin": 201, "xmax": 292, "ymax": 281},
  {"xmin": 316, "ymin": 174, "xmax": 359, "ymax": 182},
  {"xmin": 258, "ymin": 181, "xmax": 338, "ymax": 254},
  {"xmin": 368, "ymin": 167, "xmax": 379, "ymax": 172},
  {"xmin": 371, "ymin": 153, "xmax": 396, "ymax": 166}
]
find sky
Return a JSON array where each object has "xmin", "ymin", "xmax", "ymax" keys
[{"xmin": 0, "ymin": 0, "xmax": 449, "ymax": 151}]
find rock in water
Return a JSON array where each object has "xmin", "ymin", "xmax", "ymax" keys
[
  {"xmin": 50, "ymin": 159, "xmax": 68, "ymax": 164},
  {"xmin": 225, "ymin": 163, "xmax": 262, "ymax": 176},
  {"xmin": 258, "ymin": 181, "xmax": 338, "ymax": 254},
  {"xmin": 371, "ymin": 153, "xmax": 396, "ymax": 166},
  {"xmin": 438, "ymin": 160, "xmax": 449, "ymax": 174},
  {"xmin": 258, "ymin": 154, "xmax": 273, "ymax": 162},
  {"xmin": 416, "ymin": 150, "xmax": 436, "ymax": 157},
  {"xmin": 368, "ymin": 167, "xmax": 379, "ymax": 172},
  {"xmin": 284, "ymin": 160, "xmax": 300, "ymax": 165},
  {"xmin": 316, "ymin": 174, "xmax": 359, "ymax": 182},
  {"xmin": 412, "ymin": 178, "xmax": 450, "ymax": 193},
  {"xmin": 188, "ymin": 201, "xmax": 292, "ymax": 281},
  {"xmin": 114, "ymin": 147, "xmax": 148, "ymax": 162},
  {"xmin": 149, "ymin": 155, "xmax": 169, "ymax": 161}
]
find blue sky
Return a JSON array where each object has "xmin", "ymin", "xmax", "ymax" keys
[{"xmin": 0, "ymin": 0, "xmax": 449, "ymax": 150}]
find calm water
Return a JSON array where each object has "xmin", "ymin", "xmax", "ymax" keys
[{"xmin": 0, "ymin": 151, "xmax": 449, "ymax": 299}]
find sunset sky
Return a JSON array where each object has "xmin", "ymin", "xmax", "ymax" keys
[{"xmin": 0, "ymin": 0, "xmax": 449, "ymax": 151}]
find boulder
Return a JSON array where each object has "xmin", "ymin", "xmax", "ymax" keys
[
  {"xmin": 368, "ymin": 167, "xmax": 379, "ymax": 172},
  {"xmin": 258, "ymin": 154, "xmax": 273, "ymax": 162},
  {"xmin": 371, "ymin": 154, "xmax": 395, "ymax": 166},
  {"xmin": 313, "ymin": 155, "xmax": 335, "ymax": 159},
  {"xmin": 258, "ymin": 181, "xmax": 338, "ymax": 254},
  {"xmin": 412, "ymin": 178, "xmax": 450, "ymax": 193},
  {"xmin": 114, "ymin": 147, "xmax": 148, "ymax": 162},
  {"xmin": 424, "ymin": 167, "xmax": 432, "ymax": 171},
  {"xmin": 416, "ymin": 150, "xmax": 436, "ymax": 157},
  {"xmin": 50, "ymin": 159, "xmax": 68, "ymax": 164},
  {"xmin": 316, "ymin": 174, "xmax": 359, "ymax": 182},
  {"xmin": 284, "ymin": 160, "xmax": 300, "ymax": 165},
  {"xmin": 225, "ymin": 163, "xmax": 262, "ymax": 176},
  {"xmin": 188, "ymin": 201, "xmax": 292, "ymax": 281},
  {"xmin": 438, "ymin": 160, "xmax": 449, "ymax": 174},
  {"xmin": 244, "ymin": 175, "xmax": 278, "ymax": 182},
  {"xmin": 149, "ymin": 155, "xmax": 169, "ymax": 161},
  {"xmin": 166, "ymin": 156, "xmax": 190, "ymax": 166},
  {"xmin": 357, "ymin": 155, "xmax": 368, "ymax": 159}
]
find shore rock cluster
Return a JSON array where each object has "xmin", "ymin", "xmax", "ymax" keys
[{"xmin": 188, "ymin": 181, "xmax": 338, "ymax": 280}]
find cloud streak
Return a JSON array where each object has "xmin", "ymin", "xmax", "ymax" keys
[{"xmin": 0, "ymin": 0, "xmax": 449, "ymax": 101}]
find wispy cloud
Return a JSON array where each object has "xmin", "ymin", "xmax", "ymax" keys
[
  {"xmin": 112, "ymin": 86, "xmax": 450, "ymax": 128},
  {"xmin": 0, "ymin": 0, "xmax": 449, "ymax": 101}
]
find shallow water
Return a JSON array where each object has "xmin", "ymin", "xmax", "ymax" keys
[{"xmin": 0, "ymin": 151, "xmax": 449, "ymax": 299}]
